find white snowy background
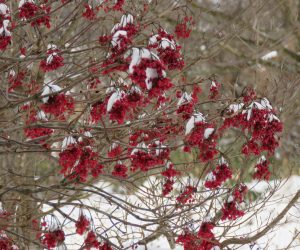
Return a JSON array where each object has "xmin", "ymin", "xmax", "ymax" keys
[{"xmin": 43, "ymin": 176, "xmax": 300, "ymax": 250}]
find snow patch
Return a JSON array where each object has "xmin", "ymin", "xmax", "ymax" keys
[
  {"xmin": 62, "ymin": 136, "xmax": 76, "ymax": 150},
  {"xmin": 204, "ymin": 127, "xmax": 214, "ymax": 139},
  {"xmin": 41, "ymin": 84, "xmax": 61, "ymax": 103},
  {"xmin": 177, "ymin": 92, "xmax": 192, "ymax": 106},
  {"xmin": 185, "ymin": 113, "xmax": 205, "ymax": 135},
  {"xmin": 107, "ymin": 91, "xmax": 124, "ymax": 112},
  {"xmin": 261, "ymin": 51, "xmax": 278, "ymax": 61}
]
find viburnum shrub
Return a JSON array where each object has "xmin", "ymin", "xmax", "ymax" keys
[{"xmin": 0, "ymin": 1, "xmax": 293, "ymax": 250}]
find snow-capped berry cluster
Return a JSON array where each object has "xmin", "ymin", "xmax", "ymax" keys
[
  {"xmin": 221, "ymin": 97, "xmax": 283, "ymax": 156},
  {"xmin": 185, "ymin": 113, "xmax": 218, "ymax": 162},
  {"xmin": 41, "ymin": 83, "xmax": 74, "ymax": 119},
  {"xmin": 221, "ymin": 184, "xmax": 248, "ymax": 221},
  {"xmin": 19, "ymin": 0, "xmax": 39, "ymax": 20},
  {"xmin": 112, "ymin": 161, "xmax": 128, "ymax": 178},
  {"xmin": 176, "ymin": 86, "xmax": 202, "ymax": 121},
  {"xmin": 106, "ymin": 89, "xmax": 128, "ymax": 124},
  {"xmin": 8, "ymin": 70, "xmax": 26, "ymax": 92},
  {"xmin": 128, "ymin": 130, "xmax": 170, "ymax": 172},
  {"xmin": 209, "ymin": 80, "xmax": 221, "ymax": 99},
  {"xmin": 253, "ymin": 156, "xmax": 270, "ymax": 180},
  {"xmin": 82, "ymin": 4, "xmax": 97, "ymax": 20},
  {"xmin": 59, "ymin": 136, "xmax": 104, "ymax": 181},
  {"xmin": 176, "ymin": 91, "xmax": 195, "ymax": 119},
  {"xmin": 19, "ymin": 0, "xmax": 51, "ymax": 28},
  {"xmin": 108, "ymin": 142, "xmax": 122, "ymax": 158},
  {"xmin": 40, "ymin": 44, "xmax": 64, "ymax": 72},
  {"xmin": 90, "ymin": 79, "xmax": 144, "ymax": 124},
  {"xmin": 128, "ymin": 47, "xmax": 173, "ymax": 97},
  {"xmin": 0, "ymin": 3, "xmax": 11, "ymax": 51},
  {"xmin": 204, "ymin": 157, "xmax": 232, "ymax": 189},
  {"xmin": 149, "ymin": 29, "xmax": 185, "ymax": 70},
  {"xmin": 110, "ymin": 14, "xmax": 137, "ymax": 56},
  {"xmin": 24, "ymin": 109, "xmax": 53, "ymax": 147}
]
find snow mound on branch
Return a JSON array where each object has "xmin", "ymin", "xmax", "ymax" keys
[
  {"xmin": 107, "ymin": 90, "xmax": 124, "ymax": 112},
  {"xmin": 261, "ymin": 51, "xmax": 278, "ymax": 61},
  {"xmin": 0, "ymin": 20, "xmax": 11, "ymax": 37},
  {"xmin": 61, "ymin": 136, "xmax": 76, "ymax": 150},
  {"xmin": 128, "ymin": 48, "xmax": 152, "ymax": 74},
  {"xmin": 177, "ymin": 92, "xmax": 192, "ymax": 106},
  {"xmin": 228, "ymin": 103, "xmax": 244, "ymax": 113},
  {"xmin": 111, "ymin": 30, "xmax": 127, "ymax": 47},
  {"xmin": 185, "ymin": 112, "xmax": 205, "ymax": 135},
  {"xmin": 0, "ymin": 3, "xmax": 9, "ymax": 15},
  {"xmin": 243, "ymin": 98, "xmax": 275, "ymax": 121},
  {"xmin": 204, "ymin": 127, "xmax": 214, "ymax": 139},
  {"xmin": 128, "ymin": 47, "xmax": 165, "ymax": 90},
  {"xmin": 41, "ymin": 84, "xmax": 61, "ymax": 103}
]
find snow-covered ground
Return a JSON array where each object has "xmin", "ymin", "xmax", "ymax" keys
[{"xmin": 44, "ymin": 176, "xmax": 300, "ymax": 250}]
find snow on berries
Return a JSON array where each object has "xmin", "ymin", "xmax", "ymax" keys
[
  {"xmin": 177, "ymin": 91, "xmax": 195, "ymax": 120},
  {"xmin": 204, "ymin": 157, "xmax": 232, "ymax": 189},
  {"xmin": 128, "ymin": 47, "xmax": 173, "ymax": 97},
  {"xmin": 149, "ymin": 29, "xmax": 185, "ymax": 70},
  {"xmin": 112, "ymin": 161, "xmax": 128, "ymax": 178},
  {"xmin": 185, "ymin": 113, "xmax": 218, "ymax": 162},
  {"xmin": 82, "ymin": 4, "xmax": 97, "ymax": 20},
  {"xmin": 41, "ymin": 83, "xmax": 74, "ymax": 119},
  {"xmin": 253, "ymin": 155, "xmax": 271, "ymax": 180},
  {"xmin": 209, "ymin": 80, "xmax": 221, "ymax": 99},
  {"xmin": 221, "ymin": 97, "xmax": 283, "ymax": 156},
  {"xmin": 19, "ymin": 0, "xmax": 39, "ymax": 20},
  {"xmin": 40, "ymin": 44, "xmax": 64, "ymax": 72},
  {"xmin": 108, "ymin": 142, "xmax": 122, "ymax": 158},
  {"xmin": 59, "ymin": 137, "xmax": 103, "ymax": 181},
  {"xmin": 109, "ymin": 13, "xmax": 137, "ymax": 55},
  {"xmin": 4, "ymin": 5, "xmax": 287, "ymax": 249},
  {"xmin": 19, "ymin": 0, "xmax": 51, "ymax": 28},
  {"xmin": 0, "ymin": 19, "xmax": 11, "ymax": 51}
]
